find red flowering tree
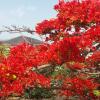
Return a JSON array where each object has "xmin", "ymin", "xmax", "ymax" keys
[{"xmin": 0, "ymin": 0, "xmax": 100, "ymax": 99}]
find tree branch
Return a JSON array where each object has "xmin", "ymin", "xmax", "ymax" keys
[{"xmin": 0, "ymin": 25, "xmax": 35, "ymax": 34}]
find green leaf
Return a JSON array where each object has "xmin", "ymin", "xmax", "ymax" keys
[
  {"xmin": 65, "ymin": 69, "xmax": 71, "ymax": 74},
  {"xmin": 0, "ymin": 45, "xmax": 10, "ymax": 57},
  {"xmin": 93, "ymin": 90, "xmax": 100, "ymax": 96},
  {"xmin": 91, "ymin": 74, "xmax": 98, "ymax": 78}
]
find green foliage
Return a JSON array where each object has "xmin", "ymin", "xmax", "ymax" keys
[
  {"xmin": 93, "ymin": 90, "xmax": 100, "ymax": 97},
  {"xmin": 52, "ymin": 65, "xmax": 71, "ymax": 78},
  {"xmin": 24, "ymin": 87, "xmax": 53, "ymax": 99},
  {"xmin": 0, "ymin": 44, "xmax": 10, "ymax": 57}
]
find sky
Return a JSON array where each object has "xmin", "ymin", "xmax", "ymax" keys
[{"xmin": 0, "ymin": 0, "xmax": 58, "ymax": 40}]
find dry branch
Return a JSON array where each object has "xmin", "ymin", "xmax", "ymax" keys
[{"xmin": 0, "ymin": 25, "xmax": 35, "ymax": 34}]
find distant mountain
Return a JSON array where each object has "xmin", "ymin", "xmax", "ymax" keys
[
  {"xmin": 1, "ymin": 36, "xmax": 43, "ymax": 46},
  {"xmin": 0, "ymin": 32, "xmax": 42, "ymax": 41}
]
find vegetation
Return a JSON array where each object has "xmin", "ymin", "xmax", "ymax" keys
[{"xmin": 0, "ymin": 0, "xmax": 100, "ymax": 99}]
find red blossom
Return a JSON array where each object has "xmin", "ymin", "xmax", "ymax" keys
[{"xmin": 0, "ymin": 0, "xmax": 100, "ymax": 98}]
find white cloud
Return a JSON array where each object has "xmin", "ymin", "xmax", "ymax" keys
[
  {"xmin": 27, "ymin": 6, "xmax": 36, "ymax": 11},
  {"xmin": 0, "ymin": 11, "xmax": 7, "ymax": 19},
  {"xmin": 0, "ymin": 5, "xmax": 36, "ymax": 23},
  {"xmin": 10, "ymin": 6, "xmax": 36, "ymax": 18},
  {"xmin": 10, "ymin": 8, "xmax": 25, "ymax": 18}
]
